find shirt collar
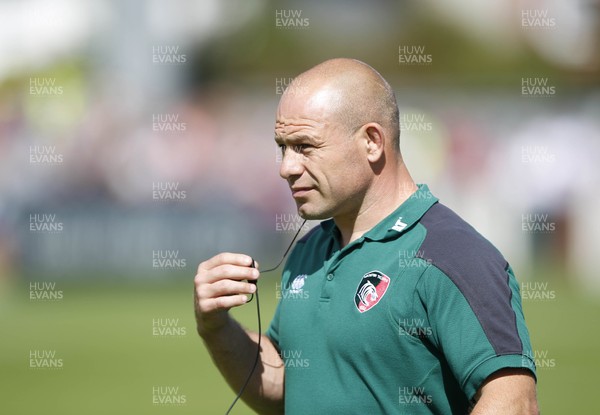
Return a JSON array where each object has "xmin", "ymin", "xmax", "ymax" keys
[{"xmin": 319, "ymin": 184, "xmax": 438, "ymax": 242}]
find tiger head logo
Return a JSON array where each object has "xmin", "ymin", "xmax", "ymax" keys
[{"xmin": 354, "ymin": 271, "xmax": 390, "ymax": 313}]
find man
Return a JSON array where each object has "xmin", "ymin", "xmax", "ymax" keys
[{"xmin": 194, "ymin": 58, "xmax": 538, "ymax": 414}]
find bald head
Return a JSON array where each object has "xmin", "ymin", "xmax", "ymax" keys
[{"xmin": 281, "ymin": 58, "xmax": 400, "ymax": 151}]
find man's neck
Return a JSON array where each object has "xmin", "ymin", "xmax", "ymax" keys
[{"xmin": 334, "ymin": 163, "xmax": 417, "ymax": 248}]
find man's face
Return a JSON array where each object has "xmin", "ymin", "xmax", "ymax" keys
[{"xmin": 274, "ymin": 87, "xmax": 369, "ymax": 220}]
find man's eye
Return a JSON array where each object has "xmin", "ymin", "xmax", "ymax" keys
[
  {"xmin": 294, "ymin": 144, "xmax": 311, "ymax": 152},
  {"xmin": 278, "ymin": 143, "xmax": 312, "ymax": 156}
]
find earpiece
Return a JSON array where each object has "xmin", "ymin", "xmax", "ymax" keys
[{"xmin": 249, "ymin": 258, "xmax": 257, "ymax": 284}]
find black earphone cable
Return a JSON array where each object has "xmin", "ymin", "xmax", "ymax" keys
[{"xmin": 225, "ymin": 220, "xmax": 307, "ymax": 414}]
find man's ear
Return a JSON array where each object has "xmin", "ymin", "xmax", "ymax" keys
[{"xmin": 362, "ymin": 123, "xmax": 385, "ymax": 163}]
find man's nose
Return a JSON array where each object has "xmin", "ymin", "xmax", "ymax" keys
[{"xmin": 279, "ymin": 149, "xmax": 304, "ymax": 180}]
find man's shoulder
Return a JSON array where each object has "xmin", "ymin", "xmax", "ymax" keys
[
  {"xmin": 416, "ymin": 202, "xmax": 527, "ymax": 358},
  {"xmin": 416, "ymin": 202, "xmax": 506, "ymax": 269}
]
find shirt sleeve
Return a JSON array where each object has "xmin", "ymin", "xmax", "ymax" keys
[{"xmin": 416, "ymin": 264, "xmax": 537, "ymax": 400}]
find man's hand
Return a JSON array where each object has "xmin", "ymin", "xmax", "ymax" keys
[
  {"xmin": 194, "ymin": 252, "xmax": 259, "ymax": 335},
  {"xmin": 193, "ymin": 253, "xmax": 285, "ymax": 414}
]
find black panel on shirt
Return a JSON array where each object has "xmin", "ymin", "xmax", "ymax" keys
[{"xmin": 416, "ymin": 202, "xmax": 523, "ymax": 355}]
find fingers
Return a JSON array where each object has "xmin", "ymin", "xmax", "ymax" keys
[
  {"xmin": 207, "ymin": 294, "xmax": 250, "ymax": 311},
  {"xmin": 194, "ymin": 253, "xmax": 259, "ymax": 322},
  {"xmin": 203, "ymin": 263, "xmax": 259, "ymax": 284},
  {"xmin": 199, "ymin": 252, "xmax": 254, "ymax": 273},
  {"xmin": 198, "ymin": 278, "xmax": 256, "ymax": 302}
]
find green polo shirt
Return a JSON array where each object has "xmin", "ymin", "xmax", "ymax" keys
[{"xmin": 266, "ymin": 184, "xmax": 536, "ymax": 414}]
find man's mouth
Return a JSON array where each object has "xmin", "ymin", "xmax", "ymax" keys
[{"xmin": 290, "ymin": 187, "xmax": 314, "ymax": 197}]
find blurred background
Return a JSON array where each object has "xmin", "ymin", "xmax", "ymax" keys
[{"xmin": 1, "ymin": 0, "xmax": 599, "ymax": 413}]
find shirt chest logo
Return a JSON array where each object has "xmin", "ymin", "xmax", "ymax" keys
[
  {"xmin": 289, "ymin": 274, "xmax": 307, "ymax": 293},
  {"xmin": 354, "ymin": 270, "xmax": 391, "ymax": 313}
]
